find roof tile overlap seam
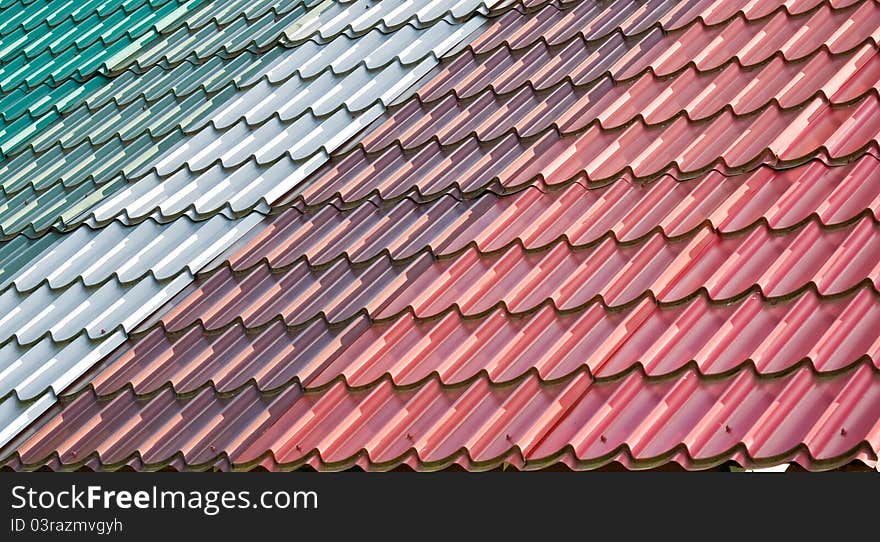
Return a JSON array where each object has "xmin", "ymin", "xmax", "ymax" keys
[
  {"xmin": 286, "ymin": 117, "xmax": 880, "ymax": 213},
  {"xmin": 0, "ymin": 0, "xmax": 315, "ymax": 62},
  {"xmin": 0, "ymin": 0, "xmax": 689, "ymax": 126},
  {"xmin": 0, "ymin": 0, "xmax": 219, "ymax": 92},
  {"xmin": 0, "ymin": 150, "xmax": 871, "ymax": 242},
  {"xmin": 1, "ymin": 144, "xmax": 874, "ymax": 247},
  {"xmin": 222, "ymin": 156, "xmax": 880, "ymax": 269},
  {"xmin": 0, "ymin": 0, "xmax": 238, "ymax": 64},
  {"xmin": 5, "ymin": 360, "xmax": 880, "ymax": 471},
  {"xmin": 54, "ymin": 287, "xmax": 880, "ymax": 400},
  {"xmin": 176, "ymin": 211, "xmax": 877, "ymax": 280}
]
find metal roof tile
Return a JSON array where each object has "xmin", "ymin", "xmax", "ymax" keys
[
  {"xmin": 7, "ymin": 362, "xmax": 880, "ymax": 471},
  {"xmin": 73, "ymin": 287, "xmax": 879, "ymax": 398},
  {"xmin": 227, "ymin": 157, "xmax": 880, "ymax": 270},
  {"xmin": 293, "ymin": 98, "xmax": 880, "ymax": 209},
  {"xmin": 5, "ymin": 0, "xmax": 880, "ymax": 471},
  {"xmin": 0, "ymin": 0, "xmax": 509, "ymax": 448},
  {"xmin": 150, "ymin": 214, "xmax": 878, "ymax": 336},
  {"xmin": 360, "ymin": 45, "xmax": 880, "ymax": 153}
]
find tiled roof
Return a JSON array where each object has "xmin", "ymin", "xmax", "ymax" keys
[
  {"xmin": 0, "ymin": 0, "xmax": 509, "ymax": 447},
  {"xmin": 3, "ymin": 0, "xmax": 880, "ymax": 470}
]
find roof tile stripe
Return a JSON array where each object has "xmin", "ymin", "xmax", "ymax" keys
[
  {"xmin": 7, "ymin": 362, "xmax": 880, "ymax": 471},
  {"xmin": 413, "ymin": 0, "xmax": 880, "ymax": 103},
  {"xmin": 5, "ymin": 0, "xmax": 880, "ymax": 471},
  {"xmin": 230, "ymin": 157, "xmax": 880, "ymax": 267},
  {"xmin": 153, "ymin": 214, "xmax": 880, "ymax": 335},
  {"xmin": 76, "ymin": 287, "xmax": 880, "ymax": 398},
  {"xmin": 360, "ymin": 46, "xmax": 880, "ymax": 153},
  {"xmin": 293, "ymin": 98, "xmax": 880, "ymax": 211}
]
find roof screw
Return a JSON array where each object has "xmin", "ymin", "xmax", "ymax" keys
[
  {"xmin": 840, "ymin": 428, "xmax": 847, "ymax": 437},
  {"xmin": 405, "ymin": 433, "xmax": 413, "ymax": 441},
  {"xmin": 141, "ymin": 105, "xmax": 147, "ymax": 111},
  {"xmin": 295, "ymin": 444, "xmax": 301, "ymax": 451},
  {"xmin": 24, "ymin": 199, "xmax": 28, "ymax": 205},
  {"xmin": 599, "ymin": 435, "xmax": 607, "ymax": 444},
  {"xmin": 70, "ymin": 450, "xmax": 77, "ymax": 457},
  {"xmin": 209, "ymin": 445, "xmax": 216, "ymax": 452},
  {"xmin": 506, "ymin": 434, "xmax": 512, "ymax": 442},
  {"xmin": 724, "ymin": 424, "xmax": 732, "ymax": 433},
  {"xmin": 100, "ymin": 328, "xmax": 105, "ymax": 334}
]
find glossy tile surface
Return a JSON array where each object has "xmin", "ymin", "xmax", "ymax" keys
[
  {"xmin": 4, "ymin": 0, "xmax": 880, "ymax": 470},
  {"xmin": 0, "ymin": 0, "xmax": 511, "ymax": 447}
]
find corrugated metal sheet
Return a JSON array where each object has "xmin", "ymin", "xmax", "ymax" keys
[
  {"xmin": 4, "ymin": 0, "xmax": 880, "ymax": 470},
  {"xmin": 0, "ymin": 0, "xmax": 513, "ymax": 448}
]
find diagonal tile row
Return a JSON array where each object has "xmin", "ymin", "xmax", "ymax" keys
[
  {"xmin": 155, "ymin": 214, "xmax": 880, "ymax": 335},
  {"xmin": 71, "ymin": 286, "xmax": 880, "ymax": 399},
  {"xmin": 6, "ymin": 361, "xmax": 880, "ymax": 471},
  {"xmin": 231, "ymin": 156, "xmax": 880, "ymax": 266},
  {"xmin": 296, "ymin": 94, "xmax": 880, "ymax": 207},
  {"xmin": 362, "ymin": 45, "xmax": 880, "ymax": 153}
]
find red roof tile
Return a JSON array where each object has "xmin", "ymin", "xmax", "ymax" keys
[
  {"xmin": 87, "ymin": 288, "xmax": 880, "ymax": 397},
  {"xmin": 362, "ymin": 47, "xmax": 880, "ymax": 152},
  {"xmin": 416, "ymin": 1, "xmax": 879, "ymax": 102},
  {"xmin": 7, "ymin": 0, "xmax": 880, "ymax": 471},
  {"xmin": 10, "ymin": 362, "xmax": 880, "ymax": 471},
  {"xmin": 155, "ymin": 213, "xmax": 878, "ymax": 333},
  {"xmin": 229, "ymin": 158, "xmax": 880, "ymax": 270},
  {"xmin": 296, "ymin": 95, "xmax": 880, "ymax": 206}
]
